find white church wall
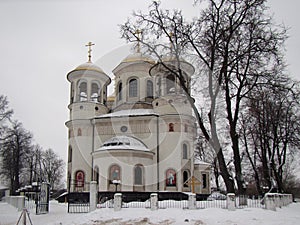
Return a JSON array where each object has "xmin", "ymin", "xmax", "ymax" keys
[
  {"xmin": 70, "ymin": 102, "xmax": 108, "ymax": 120},
  {"xmin": 93, "ymin": 150, "xmax": 155, "ymax": 192},
  {"xmin": 113, "ymin": 63, "xmax": 154, "ymax": 109},
  {"xmin": 67, "ymin": 119, "xmax": 95, "ymax": 192},
  {"xmin": 68, "ymin": 138, "xmax": 93, "ymax": 191}
]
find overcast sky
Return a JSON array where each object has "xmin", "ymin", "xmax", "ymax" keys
[{"xmin": 0, "ymin": 0, "xmax": 299, "ymax": 162}]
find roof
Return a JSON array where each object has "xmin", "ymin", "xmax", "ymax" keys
[
  {"xmin": 96, "ymin": 109, "xmax": 158, "ymax": 118},
  {"xmin": 67, "ymin": 61, "xmax": 111, "ymax": 84},
  {"xmin": 97, "ymin": 135, "xmax": 150, "ymax": 152},
  {"xmin": 0, "ymin": 184, "xmax": 8, "ymax": 190},
  {"xmin": 194, "ymin": 158, "xmax": 211, "ymax": 166},
  {"xmin": 121, "ymin": 52, "xmax": 155, "ymax": 64},
  {"xmin": 113, "ymin": 52, "xmax": 155, "ymax": 74},
  {"xmin": 73, "ymin": 62, "xmax": 104, "ymax": 73}
]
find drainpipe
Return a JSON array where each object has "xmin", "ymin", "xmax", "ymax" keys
[
  {"xmin": 156, "ymin": 116, "xmax": 160, "ymax": 191},
  {"xmin": 91, "ymin": 118, "xmax": 96, "ymax": 181}
]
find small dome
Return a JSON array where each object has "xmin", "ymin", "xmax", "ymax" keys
[
  {"xmin": 74, "ymin": 62, "xmax": 104, "ymax": 73},
  {"xmin": 98, "ymin": 135, "xmax": 149, "ymax": 151},
  {"xmin": 159, "ymin": 55, "xmax": 195, "ymax": 76},
  {"xmin": 121, "ymin": 52, "xmax": 155, "ymax": 64}
]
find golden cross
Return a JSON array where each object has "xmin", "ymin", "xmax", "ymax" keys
[
  {"xmin": 134, "ymin": 29, "xmax": 142, "ymax": 53},
  {"xmin": 85, "ymin": 41, "xmax": 95, "ymax": 62},
  {"xmin": 185, "ymin": 176, "xmax": 201, "ymax": 193}
]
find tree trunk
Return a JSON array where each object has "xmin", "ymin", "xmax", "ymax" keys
[
  {"xmin": 231, "ymin": 132, "xmax": 245, "ymax": 194},
  {"xmin": 213, "ymin": 158, "xmax": 220, "ymax": 190},
  {"xmin": 217, "ymin": 147, "xmax": 235, "ymax": 193}
]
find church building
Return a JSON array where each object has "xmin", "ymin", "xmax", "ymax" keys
[{"xmin": 65, "ymin": 42, "xmax": 211, "ymax": 194}]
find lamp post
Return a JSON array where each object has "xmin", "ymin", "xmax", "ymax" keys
[{"xmin": 112, "ymin": 180, "xmax": 121, "ymax": 192}]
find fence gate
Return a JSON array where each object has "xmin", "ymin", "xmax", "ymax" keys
[
  {"xmin": 24, "ymin": 182, "xmax": 50, "ymax": 215},
  {"xmin": 36, "ymin": 183, "xmax": 50, "ymax": 214}
]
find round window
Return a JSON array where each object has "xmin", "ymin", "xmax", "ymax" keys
[{"xmin": 120, "ymin": 126, "xmax": 128, "ymax": 132}]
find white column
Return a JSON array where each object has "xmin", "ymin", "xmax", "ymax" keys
[
  {"xmin": 265, "ymin": 193, "xmax": 276, "ymax": 211},
  {"xmin": 114, "ymin": 193, "xmax": 122, "ymax": 211},
  {"xmin": 161, "ymin": 77, "xmax": 166, "ymax": 96},
  {"xmin": 16, "ymin": 196, "xmax": 25, "ymax": 211},
  {"xmin": 90, "ymin": 181, "xmax": 98, "ymax": 212},
  {"xmin": 227, "ymin": 193, "xmax": 236, "ymax": 211},
  {"xmin": 150, "ymin": 193, "xmax": 158, "ymax": 211},
  {"xmin": 188, "ymin": 193, "xmax": 196, "ymax": 210},
  {"xmin": 4, "ymin": 190, "xmax": 10, "ymax": 202}
]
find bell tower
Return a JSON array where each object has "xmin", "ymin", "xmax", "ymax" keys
[
  {"xmin": 66, "ymin": 42, "xmax": 111, "ymax": 120},
  {"xmin": 150, "ymin": 57, "xmax": 196, "ymax": 192},
  {"xmin": 150, "ymin": 57, "xmax": 195, "ymax": 115},
  {"xmin": 65, "ymin": 42, "xmax": 111, "ymax": 192}
]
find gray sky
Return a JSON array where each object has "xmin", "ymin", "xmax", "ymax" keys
[{"xmin": 0, "ymin": 0, "xmax": 299, "ymax": 162}]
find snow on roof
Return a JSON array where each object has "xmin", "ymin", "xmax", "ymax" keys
[
  {"xmin": 194, "ymin": 158, "xmax": 211, "ymax": 166},
  {"xmin": 97, "ymin": 135, "xmax": 150, "ymax": 152},
  {"xmin": 97, "ymin": 109, "xmax": 158, "ymax": 118},
  {"xmin": 0, "ymin": 184, "xmax": 8, "ymax": 190}
]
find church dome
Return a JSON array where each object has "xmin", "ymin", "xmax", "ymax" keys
[
  {"xmin": 153, "ymin": 55, "xmax": 195, "ymax": 76},
  {"xmin": 73, "ymin": 62, "xmax": 104, "ymax": 73},
  {"xmin": 97, "ymin": 135, "xmax": 149, "ymax": 151},
  {"xmin": 113, "ymin": 52, "xmax": 155, "ymax": 75},
  {"xmin": 121, "ymin": 52, "xmax": 155, "ymax": 64}
]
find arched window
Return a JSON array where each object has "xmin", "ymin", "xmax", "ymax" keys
[
  {"xmin": 70, "ymin": 83, "xmax": 75, "ymax": 103},
  {"xmin": 184, "ymin": 124, "xmax": 188, "ymax": 132},
  {"xmin": 94, "ymin": 166, "xmax": 99, "ymax": 184},
  {"xmin": 166, "ymin": 75, "xmax": 175, "ymax": 94},
  {"xmin": 77, "ymin": 128, "xmax": 82, "ymax": 136},
  {"xmin": 134, "ymin": 165, "xmax": 143, "ymax": 185},
  {"xmin": 75, "ymin": 170, "xmax": 85, "ymax": 188},
  {"xmin": 157, "ymin": 77, "xmax": 162, "ymax": 96},
  {"xmin": 67, "ymin": 172, "xmax": 71, "ymax": 191},
  {"xmin": 129, "ymin": 78, "xmax": 138, "ymax": 97},
  {"xmin": 103, "ymin": 86, "xmax": 107, "ymax": 105},
  {"xmin": 169, "ymin": 123, "xmax": 174, "ymax": 132},
  {"xmin": 166, "ymin": 169, "xmax": 176, "ymax": 187},
  {"xmin": 109, "ymin": 164, "xmax": 121, "ymax": 183},
  {"xmin": 183, "ymin": 143, "xmax": 188, "ymax": 159},
  {"xmin": 68, "ymin": 146, "xmax": 72, "ymax": 163},
  {"xmin": 91, "ymin": 82, "xmax": 101, "ymax": 103},
  {"xmin": 79, "ymin": 81, "xmax": 87, "ymax": 101},
  {"xmin": 202, "ymin": 173, "xmax": 207, "ymax": 189},
  {"xmin": 183, "ymin": 171, "xmax": 189, "ymax": 187},
  {"xmin": 117, "ymin": 82, "xmax": 122, "ymax": 101},
  {"xmin": 146, "ymin": 80, "xmax": 153, "ymax": 98}
]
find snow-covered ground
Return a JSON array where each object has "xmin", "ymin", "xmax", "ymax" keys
[{"xmin": 0, "ymin": 200, "xmax": 300, "ymax": 225}]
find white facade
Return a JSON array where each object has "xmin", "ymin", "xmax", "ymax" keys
[{"xmin": 66, "ymin": 50, "xmax": 211, "ymax": 194}]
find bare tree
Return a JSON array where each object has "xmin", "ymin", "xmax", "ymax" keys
[
  {"xmin": 41, "ymin": 148, "xmax": 64, "ymax": 190},
  {"xmin": 0, "ymin": 95, "xmax": 13, "ymax": 134},
  {"xmin": 120, "ymin": 0, "xmax": 287, "ymax": 193},
  {"xmin": 23, "ymin": 145, "xmax": 43, "ymax": 185},
  {"xmin": 0, "ymin": 121, "xmax": 33, "ymax": 194},
  {"xmin": 244, "ymin": 80, "xmax": 300, "ymax": 193},
  {"xmin": 0, "ymin": 95, "xmax": 65, "ymax": 191}
]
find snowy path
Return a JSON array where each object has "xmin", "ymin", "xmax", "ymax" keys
[{"xmin": 0, "ymin": 200, "xmax": 300, "ymax": 225}]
